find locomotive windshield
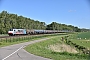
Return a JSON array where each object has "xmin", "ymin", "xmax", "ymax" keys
[{"xmin": 9, "ymin": 29, "xmax": 13, "ymax": 31}]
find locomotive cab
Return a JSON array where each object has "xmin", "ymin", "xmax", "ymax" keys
[{"xmin": 8, "ymin": 29, "xmax": 14, "ymax": 36}]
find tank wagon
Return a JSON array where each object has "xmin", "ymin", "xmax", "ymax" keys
[{"xmin": 8, "ymin": 28, "xmax": 71, "ymax": 36}]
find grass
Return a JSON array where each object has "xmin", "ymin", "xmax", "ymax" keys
[
  {"xmin": 70, "ymin": 39, "xmax": 90, "ymax": 49},
  {"xmin": 0, "ymin": 34, "xmax": 8, "ymax": 36},
  {"xmin": 69, "ymin": 32, "xmax": 90, "ymax": 49},
  {"xmin": 0, "ymin": 33, "xmax": 64, "ymax": 47},
  {"xmin": 0, "ymin": 39, "xmax": 29, "ymax": 47},
  {"xmin": 25, "ymin": 35, "xmax": 89, "ymax": 60}
]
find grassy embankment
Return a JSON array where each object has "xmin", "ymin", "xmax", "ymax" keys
[
  {"xmin": 0, "ymin": 33, "xmax": 65, "ymax": 47},
  {"xmin": 25, "ymin": 32, "xmax": 89, "ymax": 60}
]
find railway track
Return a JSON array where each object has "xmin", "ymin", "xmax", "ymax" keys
[
  {"xmin": 0, "ymin": 36, "xmax": 10, "ymax": 38},
  {"xmin": 0, "ymin": 34, "xmax": 51, "ymax": 38},
  {"xmin": 0, "ymin": 33, "xmax": 64, "ymax": 39}
]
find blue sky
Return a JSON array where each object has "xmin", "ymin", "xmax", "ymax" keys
[{"xmin": 0, "ymin": 0, "xmax": 90, "ymax": 28}]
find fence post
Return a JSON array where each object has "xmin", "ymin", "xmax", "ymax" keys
[
  {"xmin": 0, "ymin": 38, "xmax": 2, "ymax": 42},
  {"xmin": 12, "ymin": 38, "xmax": 14, "ymax": 42},
  {"xmin": 6, "ymin": 38, "xmax": 7, "ymax": 43}
]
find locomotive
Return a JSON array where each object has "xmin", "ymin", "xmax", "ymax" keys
[
  {"xmin": 8, "ymin": 29, "xmax": 27, "ymax": 36},
  {"xmin": 8, "ymin": 28, "xmax": 71, "ymax": 36}
]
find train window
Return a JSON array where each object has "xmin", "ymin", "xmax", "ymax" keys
[
  {"xmin": 18, "ymin": 30, "xmax": 20, "ymax": 32},
  {"xmin": 18, "ymin": 30, "xmax": 21, "ymax": 32},
  {"xmin": 18, "ymin": 30, "xmax": 23, "ymax": 32},
  {"xmin": 10, "ymin": 29, "xmax": 13, "ymax": 31}
]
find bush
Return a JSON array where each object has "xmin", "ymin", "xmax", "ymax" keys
[{"xmin": 51, "ymin": 51, "xmax": 89, "ymax": 58}]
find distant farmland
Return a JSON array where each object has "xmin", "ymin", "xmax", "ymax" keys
[
  {"xmin": 76, "ymin": 32, "xmax": 90, "ymax": 39},
  {"xmin": 70, "ymin": 32, "xmax": 90, "ymax": 49}
]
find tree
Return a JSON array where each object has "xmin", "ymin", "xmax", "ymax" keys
[{"xmin": 0, "ymin": 10, "xmax": 82, "ymax": 34}]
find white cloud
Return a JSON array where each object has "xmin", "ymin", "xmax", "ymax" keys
[{"xmin": 68, "ymin": 10, "xmax": 76, "ymax": 12}]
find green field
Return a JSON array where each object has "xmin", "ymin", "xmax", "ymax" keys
[
  {"xmin": 74, "ymin": 32, "xmax": 90, "ymax": 39},
  {"xmin": 69, "ymin": 32, "xmax": 90, "ymax": 49},
  {"xmin": 25, "ymin": 34, "xmax": 90, "ymax": 60},
  {"xmin": 77, "ymin": 32, "xmax": 90, "ymax": 39}
]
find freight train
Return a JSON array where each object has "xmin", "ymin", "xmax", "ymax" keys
[{"xmin": 8, "ymin": 28, "xmax": 70, "ymax": 36}]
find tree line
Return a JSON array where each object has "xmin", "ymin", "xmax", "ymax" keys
[{"xmin": 0, "ymin": 11, "xmax": 89, "ymax": 34}]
